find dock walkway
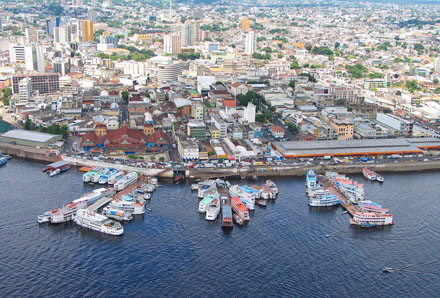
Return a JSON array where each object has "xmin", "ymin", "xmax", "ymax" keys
[
  {"xmin": 87, "ymin": 197, "xmax": 113, "ymax": 212},
  {"xmin": 318, "ymin": 175, "xmax": 358, "ymax": 216}
]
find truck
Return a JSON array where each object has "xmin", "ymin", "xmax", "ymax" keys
[{"xmin": 323, "ymin": 155, "xmax": 331, "ymax": 160}]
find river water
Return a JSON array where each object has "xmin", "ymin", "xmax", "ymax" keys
[{"xmin": 0, "ymin": 159, "xmax": 439, "ymax": 297}]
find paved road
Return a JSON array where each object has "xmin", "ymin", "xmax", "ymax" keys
[{"xmin": 119, "ymin": 103, "xmax": 128, "ymax": 124}]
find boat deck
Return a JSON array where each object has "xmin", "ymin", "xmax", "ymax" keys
[{"xmin": 87, "ymin": 197, "xmax": 113, "ymax": 212}]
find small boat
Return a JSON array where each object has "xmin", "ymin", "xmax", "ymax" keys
[
  {"xmin": 79, "ymin": 166, "xmax": 93, "ymax": 172},
  {"xmin": 49, "ymin": 169, "xmax": 61, "ymax": 176},
  {"xmin": 221, "ymin": 198, "xmax": 233, "ymax": 229},
  {"xmin": 252, "ymin": 175, "xmax": 258, "ymax": 180},
  {"xmin": 256, "ymin": 200, "xmax": 267, "ymax": 207},
  {"xmin": 102, "ymin": 206, "xmax": 133, "ymax": 221},
  {"xmin": 190, "ymin": 183, "xmax": 200, "ymax": 190},
  {"xmin": 233, "ymin": 214, "xmax": 244, "ymax": 225}
]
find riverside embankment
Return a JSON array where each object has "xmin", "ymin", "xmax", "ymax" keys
[
  {"xmin": 0, "ymin": 143, "xmax": 59, "ymax": 163},
  {"xmin": 186, "ymin": 160, "xmax": 440, "ymax": 179}
]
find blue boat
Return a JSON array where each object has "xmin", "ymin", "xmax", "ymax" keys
[{"xmin": 0, "ymin": 156, "xmax": 7, "ymax": 166}]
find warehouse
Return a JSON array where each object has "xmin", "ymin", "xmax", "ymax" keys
[
  {"xmin": 271, "ymin": 138, "xmax": 440, "ymax": 158},
  {"xmin": 0, "ymin": 129, "xmax": 62, "ymax": 148}
]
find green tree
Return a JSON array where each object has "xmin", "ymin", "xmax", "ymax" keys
[
  {"xmin": 121, "ymin": 90, "xmax": 129, "ymax": 102},
  {"xmin": 406, "ymin": 80, "xmax": 420, "ymax": 93},
  {"xmin": 434, "ymin": 78, "xmax": 439, "ymax": 84},
  {"xmin": 159, "ymin": 157, "xmax": 165, "ymax": 162},
  {"xmin": 24, "ymin": 118, "xmax": 31, "ymax": 130},
  {"xmin": 150, "ymin": 156, "xmax": 156, "ymax": 162},
  {"xmin": 288, "ymin": 81, "xmax": 295, "ymax": 89}
]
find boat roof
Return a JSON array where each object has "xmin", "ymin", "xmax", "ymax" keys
[{"xmin": 46, "ymin": 160, "xmax": 70, "ymax": 168}]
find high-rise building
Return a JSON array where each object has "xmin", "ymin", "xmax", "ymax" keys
[
  {"xmin": 245, "ymin": 31, "xmax": 256, "ymax": 55},
  {"xmin": 194, "ymin": 21, "xmax": 200, "ymax": 42},
  {"xmin": 88, "ymin": 9, "xmax": 97, "ymax": 23},
  {"xmin": 12, "ymin": 74, "xmax": 59, "ymax": 95},
  {"xmin": 240, "ymin": 18, "xmax": 251, "ymax": 31},
  {"xmin": 55, "ymin": 17, "xmax": 61, "ymax": 27},
  {"xmin": 181, "ymin": 23, "xmax": 195, "ymax": 47},
  {"xmin": 9, "ymin": 44, "xmax": 45, "ymax": 72},
  {"xmin": 18, "ymin": 78, "xmax": 33, "ymax": 102},
  {"xmin": 82, "ymin": 20, "xmax": 94, "ymax": 42},
  {"xmin": 53, "ymin": 58, "xmax": 70, "ymax": 75},
  {"xmin": 164, "ymin": 33, "xmax": 181, "ymax": 54},
  {"xmin": 92, "ymin": 0, "xmax": 98, "ymax": 7},
  {"xmin": 25, "ymin": 27, "xmax": 38, "ymax": 43},
  {"xmin": 54, "ymin": 25, "xmax": 71, "ymax": 43},
  {"xmin": 46, "ymin": 20, "xmax": 54, "ymax": 35}
]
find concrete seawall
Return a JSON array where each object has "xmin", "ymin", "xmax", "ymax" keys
[
  {"xmin": 187, "ymin": 161, "xmax": 440, "ymax": 179},
  {"xmin": 0, "ymin": 143, "xmax": 59, "ymax": 163},
  {"xmin": 61, "ymin": 155, "xmax": 174, "ymax": 178}
]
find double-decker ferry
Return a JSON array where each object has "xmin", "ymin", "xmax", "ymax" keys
[
  {"xmin": 198, "ymin": 191, "xmax": 219, "ymax": 213},
  {"xmin": 114, "ymin": 172, "xmax": 138, "ymax": 191},
  {"xmin": 349, "ymin": 212, "xmax": 394, "ymax": 227},
  {"xmin": 73, "ymin": 209, "xmax": 124, "ymax": 236},
  {"xmin": 231, "ymin": 196, "xmax": 250, "ymax": 221},
  {"xmin": 306, "ymin": 170, "xmax": 318, "ymax": 189},
  {"xmin": 50, "ymin": 200, "xmax": 88, "ymax": 223},
  {"xmin": 221, "ymin": 197, "xmax": 233, "ymax": 228}
]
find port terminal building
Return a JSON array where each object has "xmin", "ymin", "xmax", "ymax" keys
[
  {"xmin": 0, "ymin": 129, "xmax": 62, "ymax": 148},
  {"xmin": 272, "ymin": 138, "xmax": 440, "ymax": 158}
]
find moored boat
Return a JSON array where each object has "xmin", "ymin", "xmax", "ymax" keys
[
  {"xmin": 51, "ymin": 200, "xmax": 88, "ymax": 223},
  {"xmin": 362, "ymin": 167, "xmax": 376, "ymax": 181},
  {"xmin": 73, "ymin": 209, "xmax": 124, "ymax": 236},
  {"xmin": 306, "ymin": 170, "xmax": 318, "ymax": 189},
  {"xmin": 231, "ymin": 196, "xmax": 250, "ymax": 221},
  {"xmin": 349, "ymin": 212, "xmax": 393, "ymax": 227},
  {"xmin": 198, "ymin": 191, "xmax": 219, "ymax": 213},
  {"xmin": 233, "ymin": 214, "xmax": 244, "ymax": 225},
  {"xmin": 114, "ymin": 172, "xmax": 138, "ymax": 191},
  {"xmin": 221, "ymin": 197, "xmax": 233, "ymax": 228},
  {"xmin": 205, "ymin": 198, "xmax": 220, "ymax": 221},
  {"xmin": 49, "ymin": 168, "xmax": 61, "ymax": 176},
  {"xmin": 102, "ymin": 206, "xmax": 133, "ymax": 221}
]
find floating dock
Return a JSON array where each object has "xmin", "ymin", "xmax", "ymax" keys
[
  {"xmin": 318, "ymin": 175, "xmax": 357, "ymax": 216},
  {"xmin": 87, "ymin": 196, "xmax": 113, "ymax": 212}
]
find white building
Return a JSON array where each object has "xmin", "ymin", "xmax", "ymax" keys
[
  {"xmin": 164, "ymin": 33, "xmax": 181, "ymax": 54},
  {"xmin": 25, "ymin": 27, "xmax": 38, "ymax": 43},
  {"xmin": 158, "ymin": 62, "xmax": 183, "ymax": 83},
  {"xmin": 54, "ymin": 26, "xmax": 71, "ymax": 44},
  {"xmin": 181, "ymin": 23, "xmax": 195, "ymax": 47},
  {"xmin": 376, "ymin": 113, "xmax": 413, "ymax": 137},
  {"xmin": 211, "ymin": 115, "xmax": 227, "ymax": 138},
  {"xmin": 9, "ymin": 44, "xmax": 45, "ymax": 72},
  {"xmin": 18, "ymin": 78, "xmax": 32, "ymax": 103},
  {"xmin": 245, "ymin": 31, "xmax": 256, "ymax": 55},
  {"xmin": 243, "ymin": 102, "xmax": 256, "ymax": 123}
]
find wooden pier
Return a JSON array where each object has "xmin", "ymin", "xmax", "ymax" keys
[{"xmin": 318, "ymin": 175, "xmax": 358, "ymax": 216}]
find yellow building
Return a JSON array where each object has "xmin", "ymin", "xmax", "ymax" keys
[
  {"xmin": 330, "ymin": 119, "xmax": 354, "ymax": 140},
  {"xmin": 209, "ymin": 126, "xmax": 220, "ymax": 139},
  {"xmin": 82, "ymin": 20, "xmax": 94, "ymax": 42},
  {"xmin": 240, "ymin": 18, "xmax": 250, "ymax": 31}
]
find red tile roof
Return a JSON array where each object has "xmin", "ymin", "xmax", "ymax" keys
[{"xmin": 147, "ymin": 129, "xmax": 169, "ymax": 145}]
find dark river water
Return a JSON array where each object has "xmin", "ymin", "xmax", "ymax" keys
[{"xmin": 1, "ymin": 159, "xmax": 439, "ymax": 297}]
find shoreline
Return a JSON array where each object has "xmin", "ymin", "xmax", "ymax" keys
[{"xmin": 2, "ymin": 143, "xmax": 439, "ymax": 179}]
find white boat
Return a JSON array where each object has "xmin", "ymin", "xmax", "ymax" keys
[
  {"xmin": 198, "ymin": 191, "xmax": 219, "ymax": 213},
  {"xmin": 82, "ymin": 169, "xmax": 97, "ymax": 182},
  {"xmin": 108, "ymin": 171, "xmax": 124, "ymax": 184},
  {"xmin": 37, "ymin": 211, "xmax": 51, "ymax": 223},
  {"xmin": 110, "ymin": 199, "xmax": 145, "ymax": 215},
  {"xmin": 49, "ymin": 168, "xmax": 61, "ymax": 176},
  {"xmin": 265, "ymin": 179, "xmax": 278, "ymax": 195},
  {"xmin": 306, "ymin": 170, "xmax": 318, "ymax": 189},
  {"xmin": 198, "ymin": 181, "xmax": 216, "ymax": 198},
  {"xmin": 98, "ymin": 169, "xmax": 118, "ymax": 184},
  {"xmin": 92, "ymin": 168, "xmax": 109, "ymax": 183},
  {"xmin": 239, "ymin": 197, "xmax": 255, "ymax": 210},
  {"xmin": 205, "ymin": 198, "xmax": 220, "ymax": 221},
  {"xmin": 228, "ymin": 185, "xmax": 255, "ymax": 204},
  {"xmin": 141, "ymin": 183, "xmax": 156, "ymax": 193},
  {"xmin": 114, "ymin": 172, "xmax": 138, "ymax": 191},
  {"xmin": 350, "ymin": 212, "xmax": 394, "ymax": 227},
  {"xmin": 72, "ymin": 188, "xmax": 108, "ymax": 205},
  {"xmin": 102, "ymin": 206, "xmax": 133, "ymax": 221},
  {"xmin": 73, "ymin": 209, "xmax": 124, "ymax": 236},
  {"xmin": 51, "ymin": 200, "xmax": 88, "ymax": 223}
]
